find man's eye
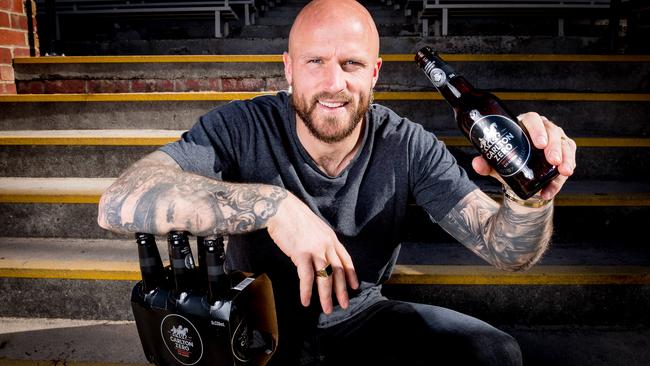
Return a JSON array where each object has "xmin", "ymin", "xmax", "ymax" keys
[{"xmin": 308, "ymin": 59, "xmax": 322, "ymax": 64}]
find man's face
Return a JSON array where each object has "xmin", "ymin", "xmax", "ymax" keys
[{"xmin": 283, "ymin": 12, "xmax": 382, "ymax": 144}]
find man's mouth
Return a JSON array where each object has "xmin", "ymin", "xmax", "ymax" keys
[{"xmin": 317, "ymin": 100, "xmax": 348, "ymax": 109}]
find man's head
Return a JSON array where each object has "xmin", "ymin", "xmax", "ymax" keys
[{"xmin": 283, "ymin": 0, "xmax": 382, "ymax": 144}]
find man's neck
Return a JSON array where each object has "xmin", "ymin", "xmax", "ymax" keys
[{"xmin": 296, "ymin": 116, "xmax": 365, "ymax": 177}]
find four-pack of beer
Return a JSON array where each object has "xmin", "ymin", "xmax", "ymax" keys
[{"xmin": 131, "ymin": 231, "xmax": 278, "ymax": 366}]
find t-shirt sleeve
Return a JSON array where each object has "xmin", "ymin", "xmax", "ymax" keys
[
  {"xmin": 409, "ymin": 125, "xmax": 477, "ymax": 222},
  {"xmin": 159, "ymin": 103, "xmax": 245, "ymax": 179}
]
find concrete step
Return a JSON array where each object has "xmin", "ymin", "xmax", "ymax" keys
[
  {"xmin": 0, "ymin": 130, "xmax": 648, "ymax": 180},
  {"xmin": 1, "ymin": 317, "xmax": 648, "ymax": 366},
  {"xmin": 0, "ymin": 237, "xmax": 648, "ymax": 324},
  {"xmin": 1, "ymin": 92, "xmax": 648, "ymax": 136},
  {"xmin": 13, "ymin": 54, "xmax": 650, "ymax": 93},
  {"xmin": 50, "ymin": 35, "xmax": 622, "ymax": 55},
  {"xmin": 0, "ymin": 178, "xmax": 648, "ymax": 239}
]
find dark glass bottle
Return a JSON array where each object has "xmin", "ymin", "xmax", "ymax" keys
[
  {"xmin": 202, "ymin": 236, "xmax": 231, "ymax": 304},
  {"xmin": 167, "ymin": 231, "xmax": 195, "ymax": 294},
  {"xmin": 415, "ymin": 46, "xmax": 559, "ymax": 199},
  {"xmin": 135, "ymin": 233, "xmax": 165, "ymax": 293}
]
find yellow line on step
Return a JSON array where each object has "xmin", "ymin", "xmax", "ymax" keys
[
  {"xmin": 13, "ymin": 54, "xmax": 650, "ymax": 63},
  {"xmin": 1, "ymin": 91, "xmax": 648, "ymax": 103}
]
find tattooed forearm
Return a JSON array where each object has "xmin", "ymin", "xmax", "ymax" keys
[
  {"xmin": 438, "ymin": 188, "xmax": 554, "ymax": 271},
  {"xmin": 97, "ymin": 151, "xmax": 288, "ymax": 236}
]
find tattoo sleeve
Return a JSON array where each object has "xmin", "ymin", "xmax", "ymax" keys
[
  {"xmin": 437, "ymin": 188, "xmax": 554, "ymax": 271},
  {"xmin": 97, "ymin": 151, "xmax": 288, "ymax": 236}
]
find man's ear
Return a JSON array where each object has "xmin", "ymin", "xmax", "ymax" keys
[
  {"xmin": 371, "ymin": 57, "xmax": 383, "ymax": 89},
  {"xmin": 283, "ymin": 51, "xmax": 293, "ymax": 86}
]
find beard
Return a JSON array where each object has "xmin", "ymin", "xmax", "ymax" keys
[{"xmin": 291, "ymin": 88, "xmax": 373, "ymax": 144}]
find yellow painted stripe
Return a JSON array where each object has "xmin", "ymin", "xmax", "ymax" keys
[
  {"xmin": 373, "ymin": 91, "xmax": 650, "ymax": 102},
  {"xmin": 3, "ymin": 192, "xmax": 648, "ymax": 206},
  {"xmin": 2, "ymin": 131, "xmax": 647, "ymax": 148},
  {"xmin": 13, "ymin": 54, "xmax": 284, "ymax": 63},
  {"xmin": 1, "ymin": 262, "xmax": 648, "ymax": 285},
  {"xmin": 0, "ymin": 359, "xmax": 149, "ymax": 366},
  {"xmin": 1, "ymin": 91, "xmax": 648, "ymax": 103},
  {"xmin": 388, "ymin": 265, "xmax": 650, "ymax": 285},
  {"xmin": 0, "ymin": 91, "xmax": 275, "ymax": 102},
  {"xmin": 14, "ymin": 54, "xmax": 650, "ymax": 63},
  {"xmin": 0, "ymin": 194, "xmax": 101, "ymax": 203}
]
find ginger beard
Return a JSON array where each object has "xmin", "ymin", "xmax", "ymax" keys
[{"xmin": 292, "ymin": 88, "xmax": 373, "ymax": 144}]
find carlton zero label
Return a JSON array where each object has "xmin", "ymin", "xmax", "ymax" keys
[
  {"xmin": 469, "ymin": 114, "xmax": 531, "ymax": 177},
  {"xmin": 161, "ymin": 314, "xmax": 204, "ymax": 365}
]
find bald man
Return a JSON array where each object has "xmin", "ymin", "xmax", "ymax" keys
[{"xmin": 98, "ymin": 0, "xmax": 576, "ymax": 365}]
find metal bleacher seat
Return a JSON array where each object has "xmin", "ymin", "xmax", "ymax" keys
[
  {"xmin": 35, "ymin": 0, "xmax": 259, "ymax": 38},
  {"xmin": 407, "ymin": 0, "xmax": 613, "ymax": 37}
]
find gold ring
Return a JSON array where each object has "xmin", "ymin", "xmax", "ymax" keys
[{"xmin": 315, "ymin": 264, "xmax": 333, "ymax": 278}]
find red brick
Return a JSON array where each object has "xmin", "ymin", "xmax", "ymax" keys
[
  {"xmin": 10, "ymin": 0, "xmax": 23, "ymax": 13},
  {"xmin": 13, "ymin": 46, "xmax": 29, "ymax": 57},
  {"xmin": 0, "ymin": 1, "xmax": 10, "ymax": 11},
  {"xmin": 87, "ymin": 79, "xmax": 130, "ymax": 93},
  {"xmin": 16, "ymin": 79, "xmax": 43, "ymax": 93},
  {"xmin": 0, "ymin": 46, "xmax": 10, "ymax": 63},
  {"xmin": 208, "ymin": 78, "xmax": 221, "ymax": 91},
  {"xmin": 0, "ymin": 64, "xmax": 14, "ymax": 81},
  {"xmin": 131, "ymin": 79, "xmax": 164, "ymax": 93},
  {"xmin": 10, "ymin": 13, "xmax": 27, "ymax": 30},
  {"xmin": 44, "ymin": 79, "xmax": 86, "ymax": 93},
  {"xmin": 0, "ymin": 81, "xmax": 16, "ymax": 94},
  {"xmin": 0, "ymin": 28, "xmax": 26, "ymax": 46},
  {"xmin": 0, "ymin": 11, "xmax": 10, "ymax": 28},
  {"xmin": 221, "ymin": 77, "xmax": 265, "ymax": 92},
  {"xmin": 154, "ymin": 79, "xmax": 174, "ymax": 92},
  {"xmin": 175, "ymin": 78, "xmax": 213, "ymax": 92},
  {"xmin": 266, "ymin": 77, "xmax": 289, "ymax": 91}
]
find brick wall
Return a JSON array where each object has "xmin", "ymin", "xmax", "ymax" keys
[{"xmin": 0, "ymin": 0, "xmax": 38, "ymax": 94}]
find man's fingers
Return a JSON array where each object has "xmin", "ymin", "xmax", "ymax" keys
[
  {"xmin": 296, "ymin": 257, "xmax": 314, "ymax": 308},
  {"xmin": 314, "ymin": 259, "xmax": 334, "ymax": 314},
  {"xmin": 335, "ymin": 241, "xmax": 358, "ymax": 290},
  {"xmin": 541, "ymin": 117, "xmax": 565, "ymax": 166},
  {"xmin": 559, "ymin": 135, "xmax": 577, "ymax": 176},
  {"xmin": 518, "ymin": 112, "xmax": 548, "ymax": 149},
  {"xmin": 540, "ymin": 174, "xmax": 568, "ymax": 200}
]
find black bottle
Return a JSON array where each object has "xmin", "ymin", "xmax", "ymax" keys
[
  {"xmin": 135, "ymin": 233, "xmax": 165, "ymax": 293},
  {"xmin": 202, "ymin": 236, "xmax": 231, "ymax": 304},
  {"xmin": 415, "ymin": 46, "xmax": 559, "ymax": 199},
  {"xmin": 167, "ymin": 231, "xmax": 195, "ymax": 294}
]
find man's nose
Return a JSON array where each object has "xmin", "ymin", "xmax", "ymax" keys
[{"xmin": 322, "ymin": 63, "xmax": 346, "ymax": 94}]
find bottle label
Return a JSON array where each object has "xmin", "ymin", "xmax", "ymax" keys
[
  {"xmin": 161, "ymin": 314, "xmax": 204, "ymax": 365},
  {"xmin": 423, "ymin": 60, "xmax": 454, "ymax": 88},
  {"xmin": 469, "ymin": 114, "xmax": 531, "ymax": 177}
]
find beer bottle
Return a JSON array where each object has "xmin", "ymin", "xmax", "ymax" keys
[
  {"xmin": 135, "ymin": 233, "xmax": 165, "ymax": 293},
  {"xmin": 415, "ymin": 46, "xmax": 559, "ymax": 199},
  {"xmin": 167, "ymin": 231, "xmax": 195, "ymax": 294},
  {"xmin": 202, "ymin": 236, "xmax": 231, "ymax": 304}
]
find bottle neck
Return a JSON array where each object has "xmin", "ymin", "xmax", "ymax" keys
[{"xmin": 416, "ymin": 48, "xmax": 475, "ymax": 110}]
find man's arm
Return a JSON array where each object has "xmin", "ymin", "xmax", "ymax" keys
[
  {"xmin": 97, "ymin": 150, "xmax": 287, "ymax": 236},
  {"xmin": 97, "ymin": 150, "xmax": 358, "ymax": 313},
  {"xmin": 438, "ymin": 188, "xmax": 553, "ymax": 271},
  {"xmin": 438, "ymin": 112, "xmax": 575, "ymax": 271}
]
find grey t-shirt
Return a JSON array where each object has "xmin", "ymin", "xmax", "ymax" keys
[{"xmin": 160, "ymin": 91, "xmax": 476, "ymax": 324}]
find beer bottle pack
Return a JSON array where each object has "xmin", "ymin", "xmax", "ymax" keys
[
  {"xmin": 415, "ymin": 46, "xmax": 559, "ymax": 199},
  {"xmin": 131, "ymin": 232, "xmax": 278, "ymax": 366}
]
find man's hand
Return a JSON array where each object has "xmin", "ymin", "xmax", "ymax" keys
[
  {"xmin": 266, "ymin": 192, "xmax": 359, "ymax": 314},
  {"xmin": 471, "ymin": 112, "xmax": 577, "ymax": 200}
]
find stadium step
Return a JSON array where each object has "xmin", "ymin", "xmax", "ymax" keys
[
  {"xmin": 1, "ymin": 91, "xmax": 648, "ymax": 136},
  {"xmin": 1, "ymin": 316, "xmax": 648, "ymax": 366},
  {"xmin": 0, "ymin": 236, "xmax": 648, "ymax": 323},
  {"xmin": 0, "ymin": 129, "xmax": 648, "ymax": 181},
  {"xmin": 0, "ymin": 177, "xmax": 648, "ymax": 239},
  {"xmin": 12, "ymin": 54, "xmax": 650, "ymax": 94}
]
